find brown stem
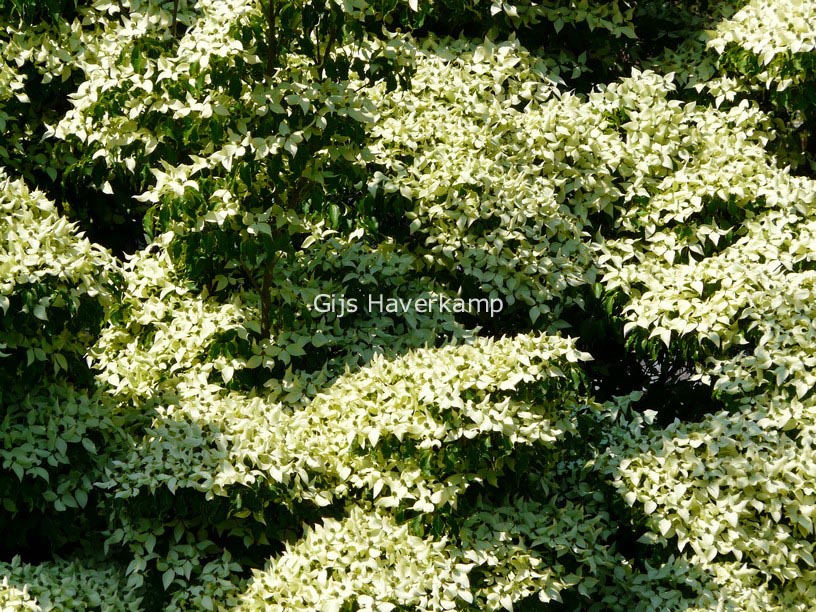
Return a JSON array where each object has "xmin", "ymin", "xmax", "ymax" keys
[
  {"xmin": 172, "ymin": 0, "xmax": 179, "ymax": 37},
  {"xmin": 265, "ymin": 0, "xmax": 278, "ymax": 77},
  {"xmin": 316, "ymin": 25, "xmax": 337, "ymax": 80},
  {"xmin": 238, "ymin": 253, "xmax": 274, "ymax": 337},
  {"xmin": 239, "ymin": 257, "xmax": 262, "ymax": 295},
  {"xmin": 259, "ymin": 252, "xmax": 278, "ymax": 338},
  {"xmin": 288, "ymin": 176, "xmax": 311, "ymax": 210}
]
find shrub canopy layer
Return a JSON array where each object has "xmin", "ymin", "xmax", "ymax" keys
[{"xmin": 2, "ymin": 0, "xmax": 816, "ymax": 609}]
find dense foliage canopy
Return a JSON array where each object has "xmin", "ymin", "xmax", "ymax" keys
[{"xmin": 2, "ymin": 0, "xmax": 816, "ymax": 609}]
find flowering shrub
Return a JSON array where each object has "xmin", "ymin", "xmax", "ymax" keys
[{"xmin": 3, "ymin": 0, "xmax": 816, "ymax": 609}]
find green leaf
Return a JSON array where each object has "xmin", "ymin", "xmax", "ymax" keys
[
  {"xmin": 33, "ymin": 304, "xmax": 48, "ymax": 321},
  {"xmin": 132, "ymin": 45, "xmax": 144, "ymax": 73},
  {"xmin": 162, "ymin": 569, "xmax": 175, "ymax": 590}
]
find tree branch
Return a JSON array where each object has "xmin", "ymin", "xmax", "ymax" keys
[
  {"xmin": 259, "ymin": 252, "xmax": 278, "ymax": 337},
  {"xmin": 265, "ymin": 0, "xmax": 278, "ymax": 77},
  {"xmin": 315, "ymin": 25, "xmax": 338, "ymax": 80}
]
